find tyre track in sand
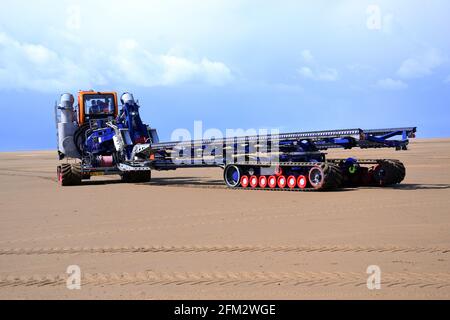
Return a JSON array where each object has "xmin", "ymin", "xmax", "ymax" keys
[
  {"xmin": 0, "ymin": 244, "xmax": 448, "ymax": 256},
  {"xmin": 23, "ymin": 196, "xmax": 445, "ymax": 234},
  {"xmin": 0, "ymin": 199, "xmax": 444, "ymax": 245},
  {"xmin": 1, "ymin": 271, "xmax": 450, "ymax": 289},
  {"xmin": 0, "ymin": 170, "xmax": 55, "ymax": 182}
]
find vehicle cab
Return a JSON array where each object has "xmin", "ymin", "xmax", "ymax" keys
[{"xmin": 77, "ymin": 90, "xmax": 118, "ymax": 125}]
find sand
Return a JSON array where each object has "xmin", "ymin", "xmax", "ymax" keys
[{"xmin": 0, "ymin": 138, "xmax": 449, "ymax": 299}]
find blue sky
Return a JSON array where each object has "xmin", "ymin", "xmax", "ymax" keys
[{"xmin": 0, "ymin": 0, "xmax": 449, "ymax": 151}]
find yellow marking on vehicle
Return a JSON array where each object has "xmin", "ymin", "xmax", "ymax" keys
[{"xmin": 89, "ymin": 172, "xmax": 105, "ymax": 176}]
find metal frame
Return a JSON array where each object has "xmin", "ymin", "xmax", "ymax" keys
[{"xmin": 148, "ymin": 127, "xmax": 417, "ymax": 170}]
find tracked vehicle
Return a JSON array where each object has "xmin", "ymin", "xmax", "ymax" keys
[{"xmin": 55, "ymin": 91, "xmax": 416, "ymax": 190}]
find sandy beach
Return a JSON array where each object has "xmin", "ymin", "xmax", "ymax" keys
[{"xmin": 0, "ymin": 138, "xmax": 449, "ymax": 299}]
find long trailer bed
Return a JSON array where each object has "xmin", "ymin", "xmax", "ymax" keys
[
  {"xmin": 148, "ymin": 127, "xmax": 416, "ymax": 169},
  {"xmin": 128, "ymin": 127, "xmax": 416, "ymax": 191}
]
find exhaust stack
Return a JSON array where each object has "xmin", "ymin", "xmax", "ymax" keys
[{"xmin": 57, "ymin": 93, "xmax": 80, "ymax": 159}]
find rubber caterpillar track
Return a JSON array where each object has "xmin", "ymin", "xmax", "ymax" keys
[
  {"xmin": 1, "ymin": 271, "xmax": 450, "ymax": 289},
  {"xmin": 374, "ymin": 159, "xmax": 406, "ymax": 185},
  {"xmin": 328, "ymin": 158, "xmax": 406, "ymax": 186},
  {"xmin": 0, "ymin": 245, "xmax": 448, "ymax": 256},
  {"xmin": 224, "ymin": 161, "xmax": 343, "ymax": 191},
  {"xmin": 224, "ymin": 159, "xmax": 405, "ymax": 191}
]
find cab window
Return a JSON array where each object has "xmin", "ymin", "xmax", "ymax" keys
[{"xmin": 84, "ymin": 94, "xmax": 116, "ymax": 116}]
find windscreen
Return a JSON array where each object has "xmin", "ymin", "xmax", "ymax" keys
[{"xmin": 84, "ymin": 94, "xmax": 116, "ymax": 115}]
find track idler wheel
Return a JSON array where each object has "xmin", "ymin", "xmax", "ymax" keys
[
  {"xmin": 372, "ymin": 160, "xmax": 405, "ymax": 186},
  {"xmin": 224, "ymin": 165, "xmax": 241, "ymax": 188},
  {"xmin": 58, "ymin": 163, "xmax": 82, "ymax": 186},
  {"xmin": 308, "ymin": 163, "xmax": 343, "ymax": 190}
]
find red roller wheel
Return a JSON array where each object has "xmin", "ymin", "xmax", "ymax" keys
[
  {"xmin": 277, "ymin": 175, "xmax": 287, "ymax": 188},
  {"xmin": 240, "ymin": 175, "xmax": 249, "ymax": 188},
  {"xmin": 249, "ymin": 175, "xmax": 259, "ymax": 188},
  {"xmin": 275, "ymin": 166, "xmax": 283, "ymax": 176},
  {"xmin": 268, "ymin": 176, "xmax": 277, "ymax": 188},
  {"xmin": 287, "ymin": 175, "xmax": 297, "ymax": 189},
  {"xmin": 259, "ymin": 176, "xmax": 267, "ymax": 188},
  {"xmin": 297, "ymin": 175, "xmax": 307, "ymax": 189}
]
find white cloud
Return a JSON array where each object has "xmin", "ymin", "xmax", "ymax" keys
[
  {"xmin": 200, "ymin": 59, "xmax": 234, "ymax": 86},
  {"xmin": 0, "ymin": 32, "xmax": 95, "ymax": 92},
  {"xmin": 347, "ymin": 63, "xmax": 376, "ymax": 74},
  {"xmin": 298, "ymin": 50, "xmax": 339, "ymax": 82},
  {"xmin": 0, "ymin": 32, "xmax": 233, "ymax": 92},
  {"xmin": 376, "ymin": 78, "xmax": 408, "ymax": 90},
  {"xmin": 298, "ymin": 67, "xmax": 339, "ymax": 82},
  {"xmin": 111, "ymin": 39, "xmax": 233, "ymax": 87},
  {"xmin": 397, "ymin": 48, "xmax": 446, "ymax": 79}
]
